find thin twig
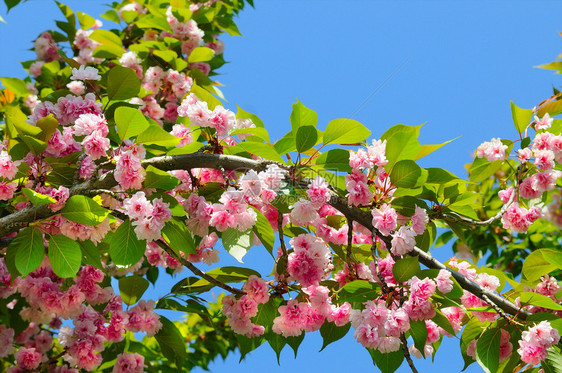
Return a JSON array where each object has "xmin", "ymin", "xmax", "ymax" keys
[
  {"xmin": 400, "ymin": 334, "xmax": 419, "ymax": 373},
  {"xmin": 156, "ymin": 241, "xmax": 245, "ymax": 296}
]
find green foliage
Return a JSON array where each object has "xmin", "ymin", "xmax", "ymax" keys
[
  {"xmin": 109, "ymin": 220, "xmax": 146, "ymax": 266},
  {"xmin": 119, "ymin": 275, "xmax": 149, "ymax": 306},
  {"xmin": 59, "ymin": 195, "xmax": 110, "ymax": 226},
  {"xmin": 48, "ymin": 234, "xmax": 82, "ymax": 278},
  {"xmin": 323, "ymin": 118, "xmax": 371, "ymax": 145},
  {"xmin": 107, "ymin": 66, "xmax": 140, "ymax": 101}
]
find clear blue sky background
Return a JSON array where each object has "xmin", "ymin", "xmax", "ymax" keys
[{"xmin": 1, "ymin": 1, "xmax": 562, "ymax": 372}]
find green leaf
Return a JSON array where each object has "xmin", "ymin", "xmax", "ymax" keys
[
  {"xmin": 119, "ymin": 275, "xmax": 149, "ymax": 306},
  {"xmin": 230, "ymin": 127, "xmax": 270, "ymax": 142},
  {"xmin": 89, "ymin": 29, "xmax": 122, "ymax": 46},
  {"xmin": 323, "ymin": 118, "xmax": 371, "ymax": 145},
  {"xmin": 286, "ymin": 333, "xmax": 305, "ymax": 358},
  {"xmin": 120, "ymin": 10, "xmax": 138, "ymax": 24},
  {"xmin": 389, "ymin": 160, "xmax": 428, "ymax": 188},
  {"xmin": 59, "ymin": 195, "xmax": 109, "ymax": 226},
  {"xmin": 236, "ymin": 105, "xmax": 265, "ymax": 128},
  {"xmin": 339, "ymin": 280, "xmax": 380, "ymax": 303},
  {"xmin": 381, "ymin": 124, "xmax": 422, "ymax": 167},
  {"xmin": 36, "ymin": 115, "xmax": 59, "ymax": 142},
  {"xmin": 92, "ymin": 44, "xmax": 124, "ymax": 59},
  {"xmin": 541, "ymin": 249, "xmax": 562, "ymax": 271},
  {"xmin": 469, "ymin": 158, "xmax": 503, "ymax": 183},
  {"xmin": 250, "ymin": 207, "xmax": 275, "ymax": 256},
  {"xmin": 370, "ymin": 349, "xmax": 404, "ymax": 373},
  {"xmin": 290, "ymin": 100, "xmax": 318, "ymax": 134},
  {"xmin": 205, "ymin": 266, "xmax": 260, "ymax": 283},
  {"xmin": 190, "ymin": 82, "xmax": 221, "ymax": 110},
  {"xmin": 12, "ymin": 227, "xmax": 44, "ymax": 277},
  {"xmin": 109, "ymin": 220, "xmax": 146, "ymax": 266},
  {"xmin": 229, "ymin": 142, "xmax": 284, "ymax": 163},
  {"xmin": 48, "ymin": 235, "xmax": 82, "ymax": 278},
  {"xmin": 315, "ymin": 149, "xmax": 351, "ymax": 172},
  {"xmin": 155, "ymin": 316, "xmax": 186, "ymax": 367},
  {"xmin": 161, "ymin": 218, "xmax": 196, "ymax": 256},
  {"xmin": 522, "ymin": 250, "xmax": 556, "ymax": 282},
  {"xmin": 546, "ymin": 348, "xmax": 562, "ymax": 372},
  {"xmin": 319, "ymin": 322, "xmax": 350, "ymax": 351},
  {"xmin": 136, "ymin": 123, "xmax": 180, "ymax": 147},
  {"xmin": 518, "ymin": 292, "xmax": 562, "ymax": 310},
  {"xmin": 115, "ymin": 106, "xmax": 149, "ymax": 141},
  {"xmin": 415, "ymin": 137, "xmax": 459, "ymax": 160},
  {"xmin": 510, "ymin": 101, "xmax": 534, "ymax": 135},
  {"xmin": 222, "ymin": 228, "xmax": 253, "ymax": 263},
  {"xmin": 79, "ymin": 240, "xmax": 103, "ymax": 270},
  {"xmin": 461, "ymin": 317, "xmax": 484, "ymax": 370},
  {"xmin": 476, "ymin": 327, "xmax": 501, "ymax": 373},
  {"xmin": 392, "ymin": 256, "xmax": 421, "ymax": 283},
  {"xmin": 21, "ymin": 188, "xmax": 56, "ymax": 206},
  {"xmin": 274, "ymin": 132, "xmax": 296, "ymax": 155},
  {"xmin": 171, "ymin": 276, "xmax": 213, "ymax": 294},
  {"xmin": 538, "ymin": 99, "xmax": 562, "ymax": 118},
  {"xmin": 188, "ymin": 46, "xmax": 215, "ymax": 63},
  {"xmin": 144, "ymin": 165, "xmax": 180, "ymax": 191},
  {"xmin": 107, "ymin": 66, "xmax": 140, "ymax": 101},
  {"xmin": 432, "ymin": 309, "xmax": 455, "ymax": 336},
  {"xmin": 426, "ymin": 168, "xmax": 462, "ymax": 184},
  {"xmin": 76, "ymin": 11, "xmax": 95, "ymax": 29},
  {"xmin": 136, "ymin": 15, "xmax": 172, "ymax": 31},
  {"xmin": 267, "ymin": 331, "xmax": 287, "ymax": 363},
  {"xmin": 295, "ymin": 125, "xmax": 318, "ymax": 153},
  {"xmin": 410, "ymin": 320, "xmax": 428, "ymax": 354},
  {"xmin": 0, "ymin": 77, "xmax": 28, "ymax": 96}
]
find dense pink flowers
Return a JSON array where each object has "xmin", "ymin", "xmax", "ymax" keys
[
  {"xmin": 476, "ymin": 138, "xmax": 507, "ymax": 161},
  {"xmin": 286, "ymin": 234, "xmax": 333, "ymax": 287},
  {"xmin": 112, "ymin": 353, "xmax": 145, "ymax": 373},
  {"xmin": 518, "ymin": 321, "xmax": 560, "ymax": 366},
  {"xmin": 372, "ymin": 203, "xmax": 397, "ymax": 236}
]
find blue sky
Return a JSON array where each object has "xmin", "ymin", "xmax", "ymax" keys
[{"xmin": 1, "ymin": 0, "xmax": 562, "ymax": 372}]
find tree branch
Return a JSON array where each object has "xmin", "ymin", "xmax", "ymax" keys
[
  {"xmin": 0, "ymin": 152, "xmax": 530, "ymax": 319},
  {"xmin": 156, "ymin": 241, "xmax": 246, "ymax": 296}
]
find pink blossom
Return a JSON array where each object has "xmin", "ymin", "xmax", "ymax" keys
[
  {"xmin": 74, "ymin": 113, "xmax": 108, "ymax": 137},
  {"xmin": 390, "ymin": 226, "xmax": 416, "ymax": 256},
  {"xmin": 534, "ymin": 149, "xmax": 555, "ymax": 170},
  {"xmin": 476, "ymin": 138, "xmax": 508, "ymax": 161},
  {"xmin": 0, "ymin": 325, "xmax": 14, "ymax": 358},
  {"xmin": 436, "ymin": 269, "xmax": 453, "ymax": 294},
  {"xmin": 67, "ymin": 81, "xmax": 85, "ymax": 96},
  {"xmin": 82, "ymin": 130, "xmax": 110, "ymax": 160},
  {"xmin": 112, "ymin": 353, "xmax": 144, "ymax": 373},
  {"xmin": 290, "ymin": 199, "xmax": 319, "ymax": 226},
  {"xmin": 71, "ymin": 65, "xmax": 101, "ymax": 81},
  {"xmin": 208, "ymin": 105, "xmax": 236, "ymax": 137},
  {"xmin": 123, "ymin": 192, "xmax": 153, "ymax": 220},
  {"xmin": 14, "ymin": 347, "xmax": 42, "ymax": 370},
  {"xmin": 535, "ymin": 113, "xmax": 553, "ymax": 130},
  {"xmin": 272, "ymin": 300, "xmax": 309, "ymax": 337},
  {"xmin": 242, "ymin": 276, "xmax": 269, "ymax": 304},
  {"xmin": 411, "ymin": 206, "xmax": 428, "ymax": 235},
  {"xmin": 498, "ymin": 186, "xmax": 514, "ymax": 204},
  {"xmin": 517, "ymin": 148, "xmax": 532, "ymax": 163},
  {"xmin": 0, "ymin": 151, "xmax": 18, "ymax": 179},
  {"xmin": 372, "ymin": 203, "xmax": 397, "ymax": 236},
  {"xmin": 0, "ymin": 181, "xmax": 17, "ymax": 200},
  {"xmin": 328, "ymin": 302, "xmax": 352, "ymax": 326},
  {"xmin": 410, "ymin": 276, "xmax": 436, "ymax": 298}
]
